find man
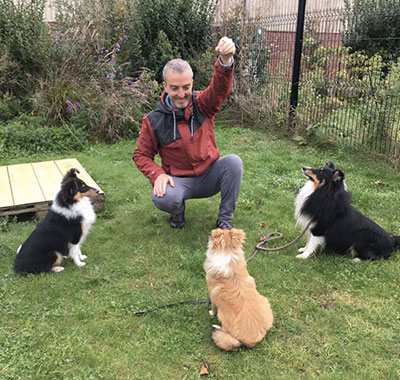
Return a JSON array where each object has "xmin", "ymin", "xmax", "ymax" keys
[{"xmin": 133, "ymin": 36, "xmax": 242, "ymax": 230}]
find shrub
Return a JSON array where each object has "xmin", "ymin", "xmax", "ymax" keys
[
  {"xmin": 31, "ymin": 3, "xmax": 158, "ymax": 142},
  {"xmin": 0, "ymin": 0, "xmax": 49, "ymax": 97},
  {"xmin": 65, "ymin": 72, "xmax": 161, "ymax": 143},
  {"xmin": 0, "ymin": 94, "xmax": 22, "ymax": 122},
  {"xmin": 31, "ymin": 75, "xmax": 97, "ymax": 127},
  {"xmin": 343, "ymin": 0, "xmax": 400, "ymax": 63},
  {"xmin": 0, "ymin": 115, "xmax": 88, "ymax": 155},
  {"xmin": 189, "ymin": 48, "xmax": 216, "ymax": 90},
  {"xmin": 126, "ymin": 0, "xmax": 216, "ymax": 80}
]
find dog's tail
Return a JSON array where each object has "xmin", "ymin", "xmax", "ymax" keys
[
  {"xmin": 212, "ymin": 326, "xmax": 241, "ymax": 351},
  {"xmin": 393, "ymin": 236, "xmax": 400, "ymax": 251}
]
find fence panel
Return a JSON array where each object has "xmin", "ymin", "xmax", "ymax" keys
[{"xmin": 230, "ymin": 1, "xmax": 400, "ymax": 158}]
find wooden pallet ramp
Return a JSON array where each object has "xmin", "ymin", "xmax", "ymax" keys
[{"xmin": 0, "ymin": 158, "xmax": 105, "ymax": 216}]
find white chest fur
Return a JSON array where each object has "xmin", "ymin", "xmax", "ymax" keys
[
  {"xmin": 294, "ymin": 180, "xmax": 314, "ymax": 227},
  {"xmin": 204, "ymin": 252, "xmax": 238, "ymax": 277},
  {"xmin": 52, "ymin": 197, "xmax": 96, "ymax": 225}
]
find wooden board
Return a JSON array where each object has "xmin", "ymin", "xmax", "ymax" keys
[
  {"xmin": 0, "ymin": 166, "xmax": 13, "ymax": 208},
  {"xmin": 32, "ymin": 161, "xmax": 63, "ymax": 200},
  {"xmin": 0, "ymin": 159, "xmax": 105, "ymax": 216}
]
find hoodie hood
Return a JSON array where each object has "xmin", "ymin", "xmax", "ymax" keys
[{"xmin": 147, "ymin": 90, "xmax": 206, "ymax": 145}]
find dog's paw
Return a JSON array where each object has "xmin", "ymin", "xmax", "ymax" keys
[
  {"xmin": 352, "ymin": 257, "xmax": 362, "ymax": 263},
  {"xmin": 298, "ymin": 247, "xmax": 306, "ymax": 253},
  {"xmin": 75, "ymin": 261, "xmax": 86, "ymax": 267},
  {"xmin": 80, "ymin": 254, "xmax": 88, "ymax": 260},
  {"xmin": 296, "ymin": 251, "xmax": 313, "ymax": 259},
  {"xmin": 51, "ymin": 266, "xmax": 65, "ymax": 273},
  {"xmin": 212, "ymin": 325, "xmax": 221, "ymax": 330}
]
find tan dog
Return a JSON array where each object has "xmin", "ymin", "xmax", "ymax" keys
[{"xmin": 204, "ymin": 228, "xmax": 273, "ymax": 351}]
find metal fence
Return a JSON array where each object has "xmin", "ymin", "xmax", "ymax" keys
[{"xmin": 231, "ymin": 1, "xmax": 400, "ymax": 158}]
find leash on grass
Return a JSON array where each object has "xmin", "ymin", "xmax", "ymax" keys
[
  {"xmin": 246, "ymin": 221, "xmax": 312, "ymax": 263},
  {"xmin": 134, "ymin": 223, "xmax": 311, "ymax": 317}
]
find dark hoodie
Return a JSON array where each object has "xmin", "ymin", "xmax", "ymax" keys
[{"xmin": 133, "ymin": 59, "xmax": 234, "ymax": 185}]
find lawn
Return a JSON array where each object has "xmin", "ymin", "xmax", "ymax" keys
[{"xmin": 1, "ymin": 125, "xmax": 399, "ymax": 379}]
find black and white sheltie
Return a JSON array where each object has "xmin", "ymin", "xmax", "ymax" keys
[
  {"xmin": 295, "ymin": 162, "xmax": 400, "ymax": 261},
  {"xmin": 14, "ymin": 168, "xmax": 98, "ymax": 274}
]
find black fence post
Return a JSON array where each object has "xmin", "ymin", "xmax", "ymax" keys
[{"xmin": 289, "ymin": 0, "xmax": 307, "ymax": 132}]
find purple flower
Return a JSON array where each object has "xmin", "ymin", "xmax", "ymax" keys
[
  {"xmin": 115, "ymin": 42, "xmax": 120, "ymax": 52},
  {"xmin": 75, "ymin": 102, "xmax": 83, "ymax": 110},
  {"xmin": 111, "ymin": 57, "xmax": 115, "ymax": 63},
  {"xmin": 106, "ymin": 72, "xmax": 111, "ymax": 80},
  {"xmin": 66, "ymin": 100, "xmax": 73, "ymax": 113},
  {"xmin": 147, "ymin": 90, "xmax": 152, "ymax": 96},
  {"xmin": 119, "ymin": 36, "xmax": 123, "ymax": 42}
]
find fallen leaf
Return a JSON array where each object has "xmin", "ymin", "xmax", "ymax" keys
[
  {"xmin": 200, "ymin": 360, "xmax": 209, "ymax": 376},
  {"xmin": 260, "ymin": 222, "xmax": 266, "ymax": 227},
  {"xmin": 244, "ymin": 154, "xmax": 251, "ymax": 158},
  {"xmin": 375, "ymin": 180, "xmax": 384, "ymax": 185}
]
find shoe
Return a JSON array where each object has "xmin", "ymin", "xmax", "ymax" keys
[
  {"xmin": 169, "ymin": 213, "xmax": 185, "ymax": 228},
  {"xmin": 216, "ymin": 220, "xmax": 232, "ymax": 230}
]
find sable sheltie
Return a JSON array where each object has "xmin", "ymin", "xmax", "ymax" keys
[
  {"xmin": 14, "ymin": 168, "xmax": 98, "ymax": 274},
  {"xmin": 295, "ymin": 161, "xmax": 400, "ymax": 261},
  {"xmin": 204, "ymin": 228, "xmax": 273, "ymax": 351}
]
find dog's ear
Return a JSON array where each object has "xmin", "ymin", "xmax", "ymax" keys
[
  {"xmin": 67, "ymin": 168, "xmax": 80, "ymax": 177},
  {"xmin": 230, "ymin": 229, "xmax": 245, "ymax": 248},
  {"xmin": 63, "ymin": 180, "xmax": 79, "ymax": 197},
  {"xmin": 211, "ymin": 229, "xmax": 225, "ymax": 240},
  {"xmin": 333, "ymin": 169, "xmax": 344, "ymax": 182},
  {"xmin": 325, "ymin": 161, "xmax": 335, "ymax": 170},
  {"xmin": 210, "ymin": 229, "xmax": 227, "ymax": 250}
]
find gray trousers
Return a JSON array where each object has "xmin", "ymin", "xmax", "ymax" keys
[{"xmin": 152, "ymin": 154, "xmax": 242, "ymax": 223}]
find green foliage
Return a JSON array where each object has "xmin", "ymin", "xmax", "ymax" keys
[
  {"xmin": 54, "ymin": 0, "xmax": 134, "ymax": 71},
  {"xmin": 0, "ymin": 0, "xmax": 49, "ymax": 97},
  {"xmin": 30, "ymin": 2, "xmax": 157, "ymax": 142},
  {"xmin": 31, "ymin": 76, "xmax": 96, "ymax": 127},
  {"xmin": 0, "ymin": 115, "xmax": 88, "ymax": 155},
  {"xmin": 0, "ymin": 0, "xmax": 216, "ymax": 143},
  {"xmin": 0, "ymin": 94, "xmax": 22, "ymax": 122},
  {"xmin": 296, "ymin": 44, "xmax": 400, "ymax": 155},
  {"xmin": 126, "ymin": 0, "xmax": 216, "ymax": 80},
  {"xmin": 189, "ymin": 48, "xmax": 216, "ymax": 89},
  {"xmin": 343, "ymin": 0, "xmax": 400, "ymax": 62},
  {"xmin": 0, "ymin": 216, "xmax": 15, "ymax": 232}
]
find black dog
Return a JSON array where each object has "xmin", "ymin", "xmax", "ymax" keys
[
  {"xmin": 14, "ymin": 168, "xmax": 98, "ymax": 274},
  {"xmin": 295, "ymin": 162, "xmax": 400, "ymax": 261}
]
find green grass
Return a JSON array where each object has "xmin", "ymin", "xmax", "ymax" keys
[{"xmin": 1, "ymin": 126, "xmax": 399, "ymax": 379}]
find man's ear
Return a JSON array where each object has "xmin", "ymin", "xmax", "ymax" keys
[{"xmin": 162, "ymin": 81, "xmax": 167, "ymax": 92}]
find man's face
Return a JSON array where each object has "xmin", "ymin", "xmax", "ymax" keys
[{"xmin": 163, "ymin": 69, "xmax": 193, "ymax": 109}]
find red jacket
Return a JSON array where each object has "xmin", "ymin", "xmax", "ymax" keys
[{"xmin": 133, "ymin": 59, "xmax": 234, "ymax": 186}]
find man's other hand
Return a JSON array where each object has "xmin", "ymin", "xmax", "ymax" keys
[{"xmin": 153, "ymin": 173, "xmax": 175, "ymax": 197}]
